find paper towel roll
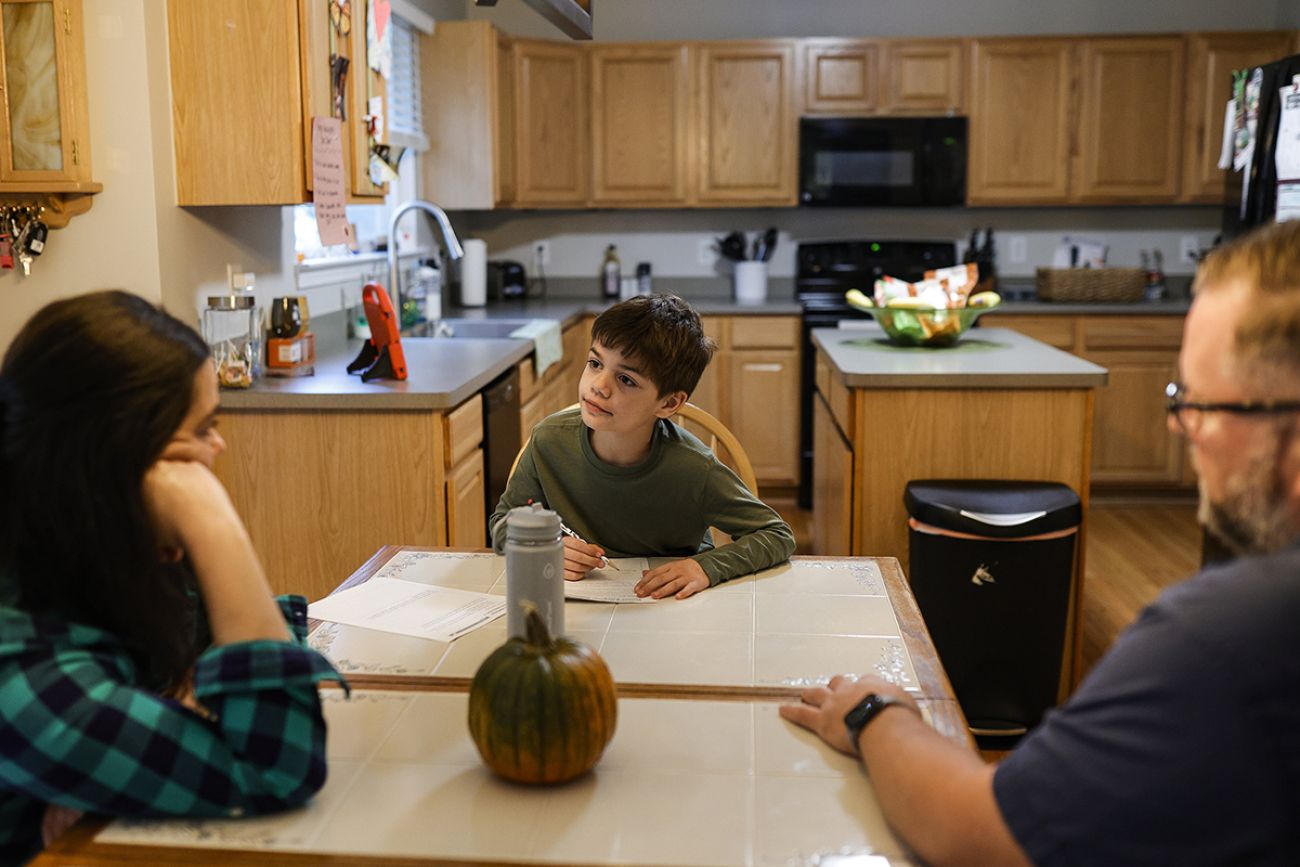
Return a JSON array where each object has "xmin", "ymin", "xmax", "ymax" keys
[{"xmin": 460, "ymin": 239, "xmax": 487, "ymax": 307}]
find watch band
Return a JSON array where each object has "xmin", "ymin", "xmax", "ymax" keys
[{"xmin": 843, "ymin": 692, "xmax": 913, "ymax": 755}]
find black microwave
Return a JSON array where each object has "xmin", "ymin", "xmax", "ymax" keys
[{"xmin": 799, "ymin": 116, "xmax": 967, "ymax": 207}]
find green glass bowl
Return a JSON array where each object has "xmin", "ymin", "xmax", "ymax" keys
[{"xmin": 868, "ymin": 306, "xmax": 994, "ymax": 347}]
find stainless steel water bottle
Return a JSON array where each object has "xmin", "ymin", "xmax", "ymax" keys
[{"xmin": 504, "ymin": 504, "xmax": 565, "ymax": 639}]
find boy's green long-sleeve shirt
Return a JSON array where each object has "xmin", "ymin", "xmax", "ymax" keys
[{"xmin": 490, "ymin": 409, "xmax": 796, "ymax": 585}]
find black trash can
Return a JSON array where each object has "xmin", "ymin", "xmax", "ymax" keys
[{"xmin": 904, "ymin": 480, "xmax": 1081, "ymax": 749}]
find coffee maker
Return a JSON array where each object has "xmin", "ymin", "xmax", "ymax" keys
[{"xmin": 488, "ymin": 260, "xmax": 528, "ymax": 299}]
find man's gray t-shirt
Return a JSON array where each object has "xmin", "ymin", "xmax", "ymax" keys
[{"xmin": 994, "ymin": 542, "xmax": 1300, "ymax": 865}]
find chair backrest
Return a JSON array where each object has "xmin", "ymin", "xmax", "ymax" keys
[{"xmin": 510, "ymin": 403, "xmax": 758, "ymax": 498}]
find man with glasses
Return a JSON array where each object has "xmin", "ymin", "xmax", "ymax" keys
[{"xmin": 782, "ymin": 219, "xmax": 1300, "ymax": 866}]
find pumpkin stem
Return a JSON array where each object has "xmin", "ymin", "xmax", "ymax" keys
[{"xmin": 521, "ymin": 601, "xmax": 555, "ymax": 648}]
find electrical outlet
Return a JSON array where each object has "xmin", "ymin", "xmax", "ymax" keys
[
  {"xmin": 1007, "ymin": 235, "xmax": 1028, "ymax": 265},
  {"xmin": 698, "ymin": 238, "xmax": 715, "ymax": 265},
  {"xmin": 1179, "ymin": 235, "xmax": 1200, "ymax": 264},
  {"xmin": 533, "ymin": 240, "xmax": 551, "ymax": 267}
]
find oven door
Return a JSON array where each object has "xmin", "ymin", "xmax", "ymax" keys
[{"xmin": 799, "ymin": 116, "xmax": 967, "ymax": 207}]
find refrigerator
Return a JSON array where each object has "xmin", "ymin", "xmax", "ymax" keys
[{"xmin": 1225, "ymin": 51, "xmax": 1300, "ymax": 236}]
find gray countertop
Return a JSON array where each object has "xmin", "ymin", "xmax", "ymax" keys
[
  {"xmin": 812, "ymin": 325, "xmax": 1108, "ymax": 389},
  {"xmin": 984, "ymin": 299, "xmax": 1190, "ymax": 315}
]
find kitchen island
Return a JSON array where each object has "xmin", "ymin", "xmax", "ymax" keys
[{"xmin": 812, "ymin": 324, "xmax": 1107, "ymax": 688}]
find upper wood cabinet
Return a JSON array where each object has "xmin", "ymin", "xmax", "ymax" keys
[
  {"xmin": 421, "ymin": 21, "xmax": 514, "ymax": 209},
  {"xmin": 880, "ymin": 39, "xmax": 965, "ymax": 114},
  {"xmin": 168, "ymin": 0, "xmax": 383, "ymax": 206},
  {"xmin": 802, "ymin": 39, "xmax": 880, "ymax": 114},
  {"xmin": 1181, "ymin": 31, "xmax": 1296, "ymax": 204},
  {"xmin": 968, "ymin": 38, "xmax": 1074, "ymax": 204},
  {"xmin": 694, "ymin": 41, "xmax": 797, "ymax": 205},
  {"xmin": 513, "ymin": 39, "xmax": 588, "ymax": 206},
  {"xmin": 590, "ymin": 43, "xmax": 691, "ymax": 205},
  {"xmin": 0, "ymin": 0, "xmax": 94, "ymax": 189},
  {"xmin": 1072, "ymin": 37, "xmax": 1184, "ymax": 203}
]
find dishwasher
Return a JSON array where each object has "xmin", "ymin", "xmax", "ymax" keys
[{"xmin": 480, "ymin": 367, "xmax": 522, "ymax": 536}]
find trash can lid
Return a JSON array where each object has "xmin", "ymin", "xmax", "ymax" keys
[{"xmin": 904, "ymin": 480, "xmax": 1081, "ymax": 538}]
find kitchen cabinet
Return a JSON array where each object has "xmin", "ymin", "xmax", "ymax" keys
[
  {"xmin": 801, "ymin": 39, "xmax": 881, "ymax": 114},
  {"xmin": 693, "ymin": 41, "xmax": 798, "ymax": 206},
  {"xmin": 167, "ymin": 0, "xmax": 384, "ymax": 206},
  {"xmin": 1181, "ymin": 31, "xmax": 1296, "ymax": 204},
  {"xmin": 513, "ymin": 38, "xmax": 589, "ymax": 206},
  {"xmin": 812, "ymin": 392, "xmax": 853, "ymax": 556},
  {"xmin": 422, "ymin": 21, "xmax": 514, "ymax": 209},
  {"xmin": 880, "ymin": 39, "xmax": 965, "ymax": 114},
  {"xmin": 213, "ymin": 398, "xmax": 483, "ymax": 602},
  {"xmin": 590, "ymin": 43, "xmax": 691, "ymax": 205},
  {"xmin": 686, "ymin": 316, "xmax": 800, "ymax": 489},
  {"xmin": 982, "ymin": 313, "xmax": 1189, "ymax": 487},
  {"xmin": 1073, "ymin": 36, "xmax": 1184, "ymax": 203},
  {"xmin": 446, "ymin": 449, "xmax": 487, "ymax": 548},
  {"xmin": 0, "ymin": 0, "xmax": 99, "ymax": 223},
  {"xmin": 968, "ymin": 38, "xmax": 1074, "ymax": 204}
]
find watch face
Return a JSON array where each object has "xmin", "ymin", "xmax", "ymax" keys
[{"xmin": 844, "ymin": 693, "xmax": 885, "ymax": 731}]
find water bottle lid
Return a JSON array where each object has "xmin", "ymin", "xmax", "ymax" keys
[{"xmin": 505, "ymin": 503, "xmax": 561, "ymax": 541}]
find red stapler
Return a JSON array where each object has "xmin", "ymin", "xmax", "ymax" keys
[{"xmin": 347, "ymin": 282, "xmax": 408, "ymax": 382}]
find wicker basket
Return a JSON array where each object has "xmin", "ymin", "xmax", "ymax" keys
[{"xmin": 1035, "ymin": 267, "xmax": 1146, "ymax": 303}]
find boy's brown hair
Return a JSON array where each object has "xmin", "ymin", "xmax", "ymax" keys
[{"xmin": 590, "ymin": 294, "xmax": 717, "ymax": 397}]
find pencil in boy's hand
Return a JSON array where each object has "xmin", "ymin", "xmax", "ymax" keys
[{"xmin": 558, "ymin": 522, "xmax": 619, "ymax": 570}]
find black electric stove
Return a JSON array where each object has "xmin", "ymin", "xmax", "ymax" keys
[{"xmin": 796, "ymin": 239, "xmax": 958, "ymax": 507}]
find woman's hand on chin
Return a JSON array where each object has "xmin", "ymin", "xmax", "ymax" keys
[{"xmin": 143, "ymin": 458, "xmax": 239, "ymax": 556}]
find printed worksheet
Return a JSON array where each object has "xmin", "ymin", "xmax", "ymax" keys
[
  {"xmin": 307, "ymin": 578, "xmax": 506, "ymax": 641},
  {"xmin": 564, "ymin": 558, "xmax": 653, "ymax": 604}
]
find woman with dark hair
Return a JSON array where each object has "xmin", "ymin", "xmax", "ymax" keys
[{"xmin": 0, "ymin": 291, "xmax": 342, "ymax": 863}]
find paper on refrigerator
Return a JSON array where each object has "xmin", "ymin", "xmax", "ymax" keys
[
  {"xmin": 1275, "ymin": 88, "xmax": 1300, "ymax": 182},
  {"xmin": 308, "ymin": 578, "xmax": 505, "ymax": 642}
]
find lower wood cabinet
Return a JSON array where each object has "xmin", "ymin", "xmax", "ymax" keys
[
  {"xmin": 446, "ymin": 449, "xmax": 487, "ymax": 547},
  {"xmin": 213, "ymin": 400, "xmax": 483, "ymax": 602},
  {"xmin": 982, "ymin": 313, "xmax": 1189, "ymax": 487},
  {"xmin": 812, "ymin": 393, "xmax": 853, "ymax": 555}
]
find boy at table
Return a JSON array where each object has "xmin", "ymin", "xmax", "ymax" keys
[{"xmin": 489, "ymin": 294, "xmax": 795, "ymax": 599}]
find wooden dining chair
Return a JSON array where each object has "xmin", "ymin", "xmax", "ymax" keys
[{"xmin": 508, "ymin": 402, "xmax": 759, "ymax": 546}]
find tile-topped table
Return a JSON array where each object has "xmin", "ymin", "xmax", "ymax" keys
[{"xmin": 37, "ymin": 549, "xmax": 968, "ymax": 866}]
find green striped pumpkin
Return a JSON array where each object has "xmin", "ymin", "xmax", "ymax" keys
[{"xmin": 468, "ymin": 605, "xmax": 617, "ymax": 784}]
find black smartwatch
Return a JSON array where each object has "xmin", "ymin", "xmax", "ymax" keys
[{"xmin": 843, "ymin": 692, "xmax": 911, "ymax": 755}]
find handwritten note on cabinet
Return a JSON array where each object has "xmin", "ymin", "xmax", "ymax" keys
[{"xmin": 311, "ymin": 116, "xmax": 352, "ymax": 247}]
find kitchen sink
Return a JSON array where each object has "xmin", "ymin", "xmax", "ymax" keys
[{"xmin": 406, "ymin": 318, "xmax": 534, "ymax": 339}]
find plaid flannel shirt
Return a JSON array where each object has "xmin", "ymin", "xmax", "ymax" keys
[{"xmin": 0, "ymin": 582, "xmax": 344, "ymax": 865}]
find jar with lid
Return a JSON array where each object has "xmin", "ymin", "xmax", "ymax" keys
[{"xmin": 203, "ymin": 294, "xmax": 260, "ymax": 389}]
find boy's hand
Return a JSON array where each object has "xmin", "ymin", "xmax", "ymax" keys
[
  {"xmin": 562, "ymin": 536, "xmax": 607, "ymax": 581},
  {"xmin": 635, "ymin": 558, "xmax": 709, "ymax": 599}
]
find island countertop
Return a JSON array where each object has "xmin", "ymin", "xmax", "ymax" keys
[{"xmin": 812, "ymin": 324, "xmax": 1109, "ymax": 389}]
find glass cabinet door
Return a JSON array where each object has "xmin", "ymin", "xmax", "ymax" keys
[{"xmin": 0, "ymin": 0, "xmax": 78, "ymax": 182}]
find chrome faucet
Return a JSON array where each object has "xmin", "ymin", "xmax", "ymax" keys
[{"xmin": 387, "ymin": 200, "xmax": 465, "ymax": 335}]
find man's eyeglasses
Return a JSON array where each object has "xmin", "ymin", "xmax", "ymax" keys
[{"xmin": 1164, "ymin": 381, "xmax": 1300, "ymax": 438}]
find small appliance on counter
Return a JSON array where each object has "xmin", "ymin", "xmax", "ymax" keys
[
  {"xmin": 347, "ymin": 282, "xmax": 408, "ymax": 382},
  {"xmin": 487, "ymin": 260, "xmax": 528, "ymax": 300},
  {"xmin": 264, "ymin": 295, "xmax": 316, "ymax": 377}
]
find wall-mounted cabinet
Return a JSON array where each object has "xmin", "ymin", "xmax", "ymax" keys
[
  {"xmin": 590, "ymin": 43, "xmax": 691, "ymax": 205},
  {"xmin": 880, "ymin": 39, "xmax": 965, "ymax": 113},
  {"xmin": 802, "ymin": 39, "xmax": 880, "ymax": 114},
  {"xmin": 693, "ymin": 41, "xmax": 797, "ymax": 206},
  {"xmin": 167, "ymin": 0, "xmax": 385, "ymax": 206},
  {"xmin": 1181, "ymin": 31, "xmax": 1296, "ymax": 204},
  {"xmin": 0, "ymin": 0, "xmax": 99, "ymax": 223},
  {"xmin": 514, "ymin": 39, "xmax": 589, "ymax": 206}
]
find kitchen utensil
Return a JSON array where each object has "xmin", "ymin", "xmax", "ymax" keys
[
  {"xmin": 844, "ymin": 288, "xmax": 1000, "ymax": 347},
  {"xmin": 759, "ymin": 227, "xmax": 778, "ymax": 262},
  {"xmin": 717, "ymin": 231, "xmax": 747, "ymax": 262}
]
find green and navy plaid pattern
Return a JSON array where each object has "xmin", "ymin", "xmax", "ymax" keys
[{"xmin": 0, "ymin": 591, "xmax": 344, "ymax": 865}]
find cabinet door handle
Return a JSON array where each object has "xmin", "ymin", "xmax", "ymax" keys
[{"xmin": 744, "ymin": 363, "xmax": 783, "ymax": 372}]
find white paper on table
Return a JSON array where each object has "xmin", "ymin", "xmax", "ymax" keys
[
  {"xmin": 564, "ymin": 558, "xmax": 653, "ymax": 604},
  {"xmin": 1275, "ymin": 89, "xmax": 1300, "ymax": 181},
  {"xmin": 1276, "ymin": 182, "xmax": 1300, "ymax": 223},
  {"xmin": 310, "ymin": 117, "xmax": 352, "ymax": 247},
  {"xmin": 308, "ymin": 578, "xmax": 505, "ymax": 642},
  {"xmin": 1218, "ymin": 97, "xmax": 1237, "ymax": 170}
]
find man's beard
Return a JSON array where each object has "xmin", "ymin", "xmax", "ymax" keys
[{"xmin": 1198, "ymin": 439, "xmax": 1296, "ymax": 557}]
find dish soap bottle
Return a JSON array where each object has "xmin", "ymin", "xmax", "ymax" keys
[{"xmin": 601, "ymin": 244, "xmax": 621, "ymax": 300}]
